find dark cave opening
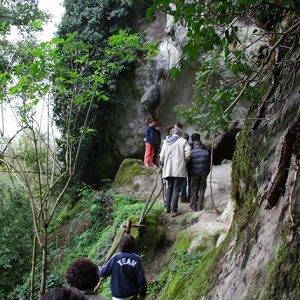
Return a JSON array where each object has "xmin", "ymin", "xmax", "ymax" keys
[{"xmin": 213, "ymin": 128, "xmax": 240, "ymax": 165}]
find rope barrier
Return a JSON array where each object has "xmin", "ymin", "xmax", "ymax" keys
[
  {"xmin": 138, "ymin": 166, "xmax": 162, "ymax": 225},
  {"xmin": 210, "ymin": 135, "xmax": 221, "ymax": 214}
]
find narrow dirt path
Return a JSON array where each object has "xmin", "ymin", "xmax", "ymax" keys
[
  {"xmin": 145, "ymin": 162, "xmax": 233, "ymax": 282},
  {"xmin": 146, "ymin": 202, "xmax": 204, "ymax": 282}
]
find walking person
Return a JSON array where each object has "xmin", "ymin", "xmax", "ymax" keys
[
  {"xmin": 188, "ymin": 132, "xmax": 206, "ymax": 197},
  {"xmin": 99, "ymin": 234, "xmax": 147, "ymax": 300},
  {"xmin": 188, "ymin": 140, "xmax": 210, "ymax": 211},
  {"xmin": 160, "ymin": 128, "xmax": 191, "ymax": 217},
  {"xmin": 143, "ymin": 118, "xmax": 157, "ymax": 167}
]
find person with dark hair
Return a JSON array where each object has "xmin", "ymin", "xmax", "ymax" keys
[
  {"xmin": 99, "ymin": 234, "xmax": 147, "ymax": 300},
  {"xmin": 187, "ymin": 133, "xmax": 207, "ymax": 199},
  {"xmin": 66, "ymin": 259, "xmax": 107, "ymax": 300},
  {"xmin": 174, "ymin": 122, "xmax": 183, "ymax": 129},
  {"xmin": 191, "ymin": 132, "xmax": 200, "ymax": 143},
  {"xmin": 191, "ymin": 132, "xmax": 206, "ymax": 150},
  {"xmin": 166, "ymin": 126, "xmax": 173, "ymax": 139},
  {"xmin": 182, "ymin": 133, "xmax": 189, "ymax": 141},
  {"xmin": 189, "ymin": 140, "xmax": 210, "ymax": 211},
  {"xmin": 143, "ymin": 118, "xmax": 158, "ymax": 167},
  {"xmin": 119, "ymin": 233, "xmax": 135, "ymax": 252},
  {"xmin": 41, "ymin": 287, "xmax": 86, "ymax": 300}
]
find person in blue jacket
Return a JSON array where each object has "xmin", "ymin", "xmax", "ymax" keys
[
  {"xmin": 188, "ymin": 140, "xmax": 210, "ymax": 211},
  {"xmin": 99, "ymin": 234, "xmax": 147, "ymax": 300},
  {"xmin": 144, "ymin": 118, "xmax": 158, "ymax": 167}
]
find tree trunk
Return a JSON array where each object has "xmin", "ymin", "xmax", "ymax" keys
[
  {"xmin": 40, "ymin": 226, "xmax": 48, "ymax": 296},
  {"xmin": 30, "ymin": 234, "xmax": 37, "ymax": 300}
]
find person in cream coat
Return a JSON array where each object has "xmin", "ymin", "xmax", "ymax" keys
[{"xmin": 160, "ymin": 127, "xmax": 191, "ymax": 217}]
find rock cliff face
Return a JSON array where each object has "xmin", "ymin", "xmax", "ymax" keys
[
  {"xmin": 106, "ymin": 7, "xmax": 196, "ymax": 174},
  {"xmin": 107, "ymin": 7, "xmax": 300, "ymax": 299},
  {"xmin": 207, "ymin": 80, "xmax": 300, "ymax": 300},
  {"xmin": 105, "ymin": 7, "xmax": 250, "ymax": 178}
]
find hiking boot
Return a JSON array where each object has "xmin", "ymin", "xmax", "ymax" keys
[
  {"xmin": 171, "ymin": 211, "xmax": 181, "ymax": 217},
  {"xmin": 164, "ymin": 208, "xmax": 171, "ymax": 214}
]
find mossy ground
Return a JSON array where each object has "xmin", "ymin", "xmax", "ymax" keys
[
  {"xmin": 106, "ymin": 213, "xmax": 164, "ymax": 263},
  {"xmin": 50, "ymin": 190, "xmax": 163, "ymax": 281},
  {"xmin": 113, "ymin": 158, "xmax": 153, "ymax": 188},
  {"xmin": 148, "ymin": 229, "xmax": 226, "ymax": 300}
]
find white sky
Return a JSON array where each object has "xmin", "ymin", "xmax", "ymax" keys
[
  {"xmin": 37, "ymin": 0, "xmax": 65, "ymax": 42},
  {"xmin": 1, "ymin": 0, "xmax": 65, "ymax": 138}
]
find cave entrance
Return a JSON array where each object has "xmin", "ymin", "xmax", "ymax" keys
[{"xmin": 213, "ymin": 128, "xmax": 240, "ymax": 165}]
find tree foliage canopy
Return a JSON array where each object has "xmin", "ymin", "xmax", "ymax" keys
[
  {"xmin": 0, "ymin": 179, "xmax": 32, "ymax": 299},
  {"xmin": 150, "ymin": 0, "xmax": 300, "ymax": 135},
  {"xmin": 54, "ymin": 0, "xmax": 154, "ymax": 183}
]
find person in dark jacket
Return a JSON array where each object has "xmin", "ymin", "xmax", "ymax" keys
[
  {"xmin": 99, "ymin": 234, "xmax": 147, "ymax": 300},
  {"xmin": 144, "ymin": 118, "xmax": 158, "ymax": 167},
  {"xmin": 188, "ymin": 140, "xmax": 210, "ymax": 211}
]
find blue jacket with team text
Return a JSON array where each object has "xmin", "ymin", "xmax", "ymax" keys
[{"xmin": 99, "ymin": 252, "xmax": 147, "ymax": 298}]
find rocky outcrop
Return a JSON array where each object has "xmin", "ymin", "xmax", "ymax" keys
[
  {"xmin": 206, "ymin": 84, "xmax": 300, "ymax": 299},
  {"xmin": 109, "ymin": 9, "xmax": 196, "ymax": 163},
  {"xmin": 141, "ymin": 83, "xmax": 161, "ymax": 114}
]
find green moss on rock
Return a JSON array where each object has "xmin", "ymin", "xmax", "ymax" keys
[
  {"xmin": 154, "ymin": 230, "xmax": 224, "ymax": 300},
  {"xmin": 113, "ymin": 158, "xmax": 152, "ymax": 188},
  {"xmin": 265, "ymin": 239, "xmax": 300, "ymax": 299},
  {"xmin": 106, "ymin": 213, "xmax": 163, "ymax": 261}
]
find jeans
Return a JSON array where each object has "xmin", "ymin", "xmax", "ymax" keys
[
  {"xmin": 165, "ymin": 177, "xmax": 184, "ymax": 212},
  {"xmin": 190, "ymin": 175, "xmax": 207, "ymax": 211},
  {"xmin": 180, "ymin": 177, "xmax": 187, "ymax": 198}
]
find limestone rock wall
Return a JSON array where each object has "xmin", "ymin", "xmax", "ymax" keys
[
  {"xmin": 207, "ymin": 78, "xmax": 300, "ymax": 299},
  {"xmin": 104, "ymin": 6, "xmax": 300, "ymax": 299},
  {"xmin": 109, "ymin": 9, "xmax": 196, "ymax": 162}
]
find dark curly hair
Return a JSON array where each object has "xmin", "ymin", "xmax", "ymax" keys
[
  {"xmin": 41, "ymin": 287, "xmax": 86, "ymax": 300},
  {"xmin": 65, "ymin": 259, "xmax": 99, "ymax": 291}
]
